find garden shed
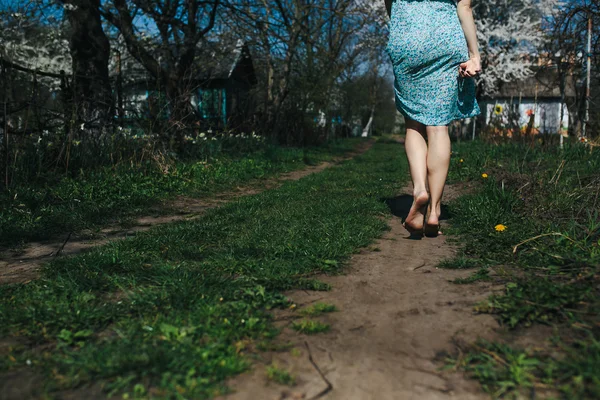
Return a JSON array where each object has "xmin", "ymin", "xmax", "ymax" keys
[{"xmin": 480, "ymin": 66, "xmax": 576, "ymax": 135}]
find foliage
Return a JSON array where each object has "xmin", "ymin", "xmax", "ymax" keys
[
  {"xmin": 0, "ymin": 0, "xmax": 393, "ymax": 159},
  {"xmin": 473, "ymin": 0, "xmax": 560, "ymax": 95},
  {"xmin": 443, "ymin": 139, "xmax": 600, "ymax": 398},
  {"xmin": 544, "ymin": 0, "xmax": 600, "ymax": 138},
  {"xmin": 225, "ymin": 0, "xmax": 392, "ymax": 144},
  {"xmin": 449, "ymin": 337, "xmax": 600, "ymax": 399}
]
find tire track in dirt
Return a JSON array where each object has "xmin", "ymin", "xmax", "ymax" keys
[
  {"xmin": 218, "ymin": 184, "xmax": 500, "ymax": 400},
  {"xmin": 0, "ymin": 140, "xmax": 374, "ymax": 285}
]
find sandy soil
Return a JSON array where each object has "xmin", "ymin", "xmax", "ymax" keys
[
  {"xmin": 217, "ymin": 184, "xmax": 501, "ymax": 400},
  {"xmin": 0, "ymin": 140, "xmax": 374, "ymax": 286}
]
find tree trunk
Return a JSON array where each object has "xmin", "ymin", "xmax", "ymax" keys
[
  {"xmin": 63, "ymin": 0, "xmax": 113, "ymax": 133},
  {"xmin": 362, "ymin": 106, "xmax": 375, "ymax": 137},
  {"xmin": 164, "ymin": 76, "xmax": 196, "ymax": 148}
]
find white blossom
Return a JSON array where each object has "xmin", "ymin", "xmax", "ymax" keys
[{"xmin": 474, "ymin": 0, "xmax": 562, "ymax": 95}]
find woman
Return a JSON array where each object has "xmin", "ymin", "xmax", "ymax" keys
[{"xmin": 384, "ymin": 0, "xmax": 481, "ymax": 237}]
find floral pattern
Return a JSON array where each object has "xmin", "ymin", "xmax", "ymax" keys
[{"xmin": 386, "ymin": 0, "xmax": 480, "ymax": 126}]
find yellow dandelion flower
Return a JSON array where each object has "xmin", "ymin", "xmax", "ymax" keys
[
  {"xmin": 494, "ymin": 105, "xmax": 504, "ymax": 115},
  {"xmin": 459, "ymin": 159, "xmax": 464, "ymax": 163},
  {"xmin": 495, "ymin": 224, "xmax": 507, "ymax": 232},
  {"xmin": 482, "ymin": 173, "xmax": 489, "ymax": 179}
]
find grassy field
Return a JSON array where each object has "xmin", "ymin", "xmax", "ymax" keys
[
  {"xmin": 0, "ymin": 138, "xmax": 408, "ymax": 398},
  {"xmin": 442, "ymin": 140, "xmax": 600, "ymax": 399},
  {"xmin": 0, "ymin": 137, "xmax": 360, "ymax": 246}
]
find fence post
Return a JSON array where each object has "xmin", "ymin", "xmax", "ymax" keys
[
  {"xmin": 116, "ymin": 50, "xmax": 124, "ymax": 126},
  {"xmin": 60, "ymin": 70, "xmax": 70, "ymax": 139},
  {"xmin": 583, "ymin": 15, "xmax": 592, "ymax": 138},
  {"xmin": 1, "ymin": 59, "xmax": 9, "ymax": 189},
  {"xmin": 33, "ymin": 69, "xmax": 41, "ymax": 132}
]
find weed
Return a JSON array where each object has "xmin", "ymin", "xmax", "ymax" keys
[
  {"xmin": 452, "ymin": 267, "xmax": 491, "ymax": 284},
  {"xmin": 266, "ymin": 364, "xmax": 296, "ymax": 386},
  {"xmin": 291, "ymin": 320, "xmax": 331, "ymax": 335},
  {"xmin": 290, "ymin": 348, "xmax": 302, "ymax": 357},
  {"xmin": 449, "ymin": 340, "xmax": 541, "ymax": 398},
  {"xmin": 299, "ymin": 303, "xmax": 338, "ymax": 317}
]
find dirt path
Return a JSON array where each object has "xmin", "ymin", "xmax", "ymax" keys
[
  {"xmin": 0, "ymin": 140, "xmax": 374, "ymax": 285},
  {"xmin": 218, "ymin": 184, "xmax": 500, "ymax": 400}
]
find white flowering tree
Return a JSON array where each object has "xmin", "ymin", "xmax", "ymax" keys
[
  {"xmin": 0, "ymin": 6, "xmax": 69, "ymax": 76},
  {"xmin": 1, "ymin": 0, "xmax": 114, "ymax": 132},
  {"xmin": 0, "ymin": 0, "xmax": 70, "ymax": 141},
  {"xmin": 473, "ymin": 0, "xmax": 561, "ymax": 95}
]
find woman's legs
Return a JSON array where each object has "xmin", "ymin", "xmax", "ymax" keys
[
  {"xmin": 424, "ymin": 125, "xmax": 451, "ymax": 234},
  {"xmin": 404, "ymin": 118, "xmax": 429, "ymax": 232}
]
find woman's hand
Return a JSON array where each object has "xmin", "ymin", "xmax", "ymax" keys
[
  {"xmin": 456, "ymin": 0, "xmax": 482, "ymax": 78},
  {"xmin": 459, "ymin": 56, "xmax": 482, "ymax": 78}
]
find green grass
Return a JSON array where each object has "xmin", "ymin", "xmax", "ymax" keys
[
  {"xmin": 447, "ymin": 340, "xmax": 542, "ymax": 398},
  {"xmin": 442, "ymin": 139, "xmax": 600, "ymax": 398},
  {"xmin": 290, "ymin": 320, "xmax": 331, "ymax": 335},
  {"xmin": 299, "ymin": 302, "xmax": 338, "ymax": 317},
  {"xmin": 266, "ymin": 364, "xmax": 296, "ymax": 386},
  {"xmin": 448, "ymin": 337, "xmax": 600, "ymax": 399},
  {"xmin": 0, "ymin": 137, "xmax": 360, "ymax": 245},
  {"xmin": 0, "ymin": 139, "xmax": 407, "ymax": 398}
]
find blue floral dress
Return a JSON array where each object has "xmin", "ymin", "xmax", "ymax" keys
[{"xmin": 386, "ymin": 0, "xmax": 480, "ymax": 126}]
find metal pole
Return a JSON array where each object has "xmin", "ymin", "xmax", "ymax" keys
[
  {"xmin": 471, "ymin": 117, "xmax": 476, "ymax": 140},
  {"xmin": 583, "ymin": 15, "xmax": 592, "ymax": 138}
]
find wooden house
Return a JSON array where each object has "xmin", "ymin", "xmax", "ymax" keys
[{"xmin": 119, "ymin": 39, "xmax": 257, "ymax": 129}]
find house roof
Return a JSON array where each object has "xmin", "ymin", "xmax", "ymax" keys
[
  {"xmin": 116, "ymin": 38, "xmax": 257, "ymax": 87},
  {"xmin": 488, "ymin": 66, "xmax": 577, "ymax": 99},
  {"xmin": 196, "ymin": 39, "xmax": 242, "ymax": 80}
]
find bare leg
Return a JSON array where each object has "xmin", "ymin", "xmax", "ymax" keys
[
  {"xmin": 424, "ymin": 125, "xmax": 451, "ymax": 236},
  {"xmin": 403, "ymin": 118, "xmax": 429, "ymax": 233}
]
